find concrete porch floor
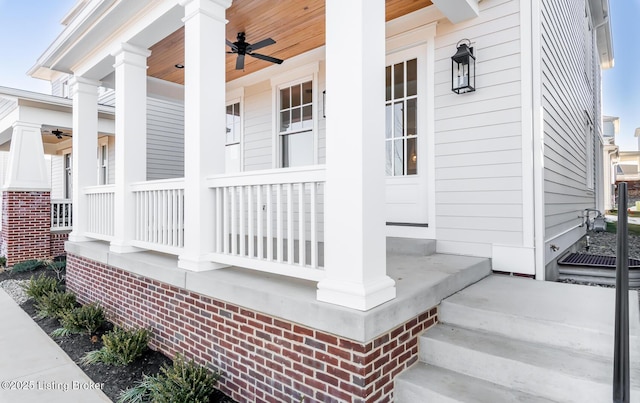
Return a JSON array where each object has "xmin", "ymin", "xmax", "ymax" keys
[{"xmin": 66, "ymin": 240, "xmax": 491, "ymax": 342}]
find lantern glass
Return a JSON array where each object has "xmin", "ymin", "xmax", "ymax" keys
[{"xmin": 451, "ymin": 42, "xmax": 476, "ymax": 94}]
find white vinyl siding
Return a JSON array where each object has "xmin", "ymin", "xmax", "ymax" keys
[
  {"xmin": 51, "ymin": 76, "xmax": 67, "ymax": 98},
  {"xmin": 433, "ymin": 0, "xmax": 523, "ymax": 255},
  {"xmin": 243, "ymin": 81, "xmax": 273, "ymax": 171},
  {"xmin": 50, "ymin": 155, "xmax": 64, "ymax": 199},
  {"xmin": 0, "ymin": 98, "xmax": 16, "ymax": 120},
  {"xmin": 146, "ymin": 97, "xmax": 184, "ymax": 180},
  {"xmin": 541, "ymin": 0, "xmax": 600, "ymax": 243},
  {"xmin": 98, "ymin": 88, "xmax": 115, "ymax": 106}
]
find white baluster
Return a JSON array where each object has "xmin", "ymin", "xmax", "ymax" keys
[
  {"xmin": 287, "ymin": 183, "xmax": 293, "ymax": 264},
  {"xmin": 276, "ymin": 184, "xmax": 282, "ymax": 262},
  {"xmin": 247, "ymin": 185, "xmax": 254, "ymax": 258},
  {"xmin": 223, "ymin": 187, "xmax": 229, "ymax": 254},
  {"xmin": 310, "ymin": 182, "xmax": 317, "ymax": 269},
  {"xmin": 298, "ymin": 183, "xmax": 306, "ymax": 267},
  {"xmin": 257, "ymin": 185, "xmax": 263, "ymax": 259},
  {"xmin": 266, "ymin": 185, "xmax": 273, "ymax": 261}
]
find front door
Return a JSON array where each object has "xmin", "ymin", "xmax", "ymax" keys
[{"xmin": 385, "ymin": 47, "xmax": 428, "ymax": 225}]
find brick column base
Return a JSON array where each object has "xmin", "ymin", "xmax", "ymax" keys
[{"xmin": 1, "ymin": 191, "xmax": 51, "ymax": 266}]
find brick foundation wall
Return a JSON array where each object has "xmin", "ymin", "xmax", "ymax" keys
[
  {"xmin": 1, "ymin": 192, "xmax": 51, "ymax": 266},
  {"xmin": 67, "ymin": 254, "xmax": 437, "ymax": 402},
  {"xmin": 50, "ymin": 231, "xmax": 69, "ymax": 258}
]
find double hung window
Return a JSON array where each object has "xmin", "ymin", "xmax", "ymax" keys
[{"xmin": 278, "ymin": 80, "xmax": 313, "ymax": 167}]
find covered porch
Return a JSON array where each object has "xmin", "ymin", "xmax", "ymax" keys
[
  {"xmin": 0, "ymin": 86, "xmax": 114, "ymax": 265},
  {"xmin": 26, "ymin": 0, "xmax": 494, "ymax": 400},
  {"xmin": 27, "ymin": 0, "xmax": 482, "ymax": 311}
]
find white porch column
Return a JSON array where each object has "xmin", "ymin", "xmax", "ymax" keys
[
  {"xmin": 177, "ymin": 0, "xmax": 231, "ymax": 271},
  {"xmin": 318, "ymin": 0, "xmax": 396, "ymax": 310},
  {"xmin": 4, "ymin": 121, "xmax": 48, "ymax": 191},
  {"xmin": 68, "ymin": 77, "xmax": 100, "ymax": 242},
  {"xmin": 110, "ymin": 43, "xmax": 150, "ymax": 253}
]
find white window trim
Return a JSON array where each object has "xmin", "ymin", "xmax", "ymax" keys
[
  {"xmin": 98, "ymin": 137, "xmax": 109, "ymax": 185},
  {"xmin": 62, "ymin": 148, "xmax": 72, "ymax": 199},
  {"xmin": 225, "ymin": 87, "xmax": 244, "ymax": 173},
  {"xmin": 270, "ymin": 62, "xmax": 319, "ymax": 168}
]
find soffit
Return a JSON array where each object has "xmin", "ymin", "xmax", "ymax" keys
[{"xmin": 147, "ymin": 0, "xmax": 433, "ymax": 85}]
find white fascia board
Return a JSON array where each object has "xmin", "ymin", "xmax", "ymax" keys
[
  {"xmin": 73, "ymin": 0, "xmax": 183, "ymax": 80},
  {"xmin": 29, "ymin": 0, "xmax": 118, "ymax": 79},
  {"xmin": 0, "ymin": 86, "xmax": 114, "ymax": 116},
  {"xmin": 588, "ymin": 0, "xmax": 614, "ymax": 69},
  {"xmin": 431, "ymin": 0, "xmax": 479, "ymax": 24}
]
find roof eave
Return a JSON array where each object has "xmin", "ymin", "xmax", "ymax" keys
[
  {"xmin": 589, "ymin": 0, "xmax": 614, "ymax": 69},
  {"xmin": 28, "ymin": 0, "xmax": 118, "ymax": 79}
]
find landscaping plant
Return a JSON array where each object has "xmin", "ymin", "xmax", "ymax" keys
[
  {"xmin": 117, "ymin": 354, "xmax": 220, "ymax": 403},
  {"xmin": 22, "ymin": 274, "xmax": 60, "ymax": 302},
  {"xmin": 81, "ymin": 326, "xmax": 150, "ymax": 366},
  {"xmin": 12, "ymin": 259, "xmax": 44, "ymax": 273},
  {"xmin": 51, "ymin": 302, "xmax": 105, "ymax": 338},
  {"xmin": 34, "ymin": 291, "xmax": 76, "ymax": 319}
]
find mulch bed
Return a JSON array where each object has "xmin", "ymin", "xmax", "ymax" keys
[{"xmin": 0, "ymin": 265, "xmax": 235, "ymax": 403}]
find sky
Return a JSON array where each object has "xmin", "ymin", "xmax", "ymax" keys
[
  {"xmin": 0, "ymin": 0, "xmax": 638, "ymax": 149},
  {"xmin": 602, "ymin": 0, "xmax": 640, "ymax": 151}
]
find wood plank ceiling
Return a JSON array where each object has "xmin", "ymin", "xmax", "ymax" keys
[{"xmin": 147, "ymin": 0, "xmax": 433, "ymax": 85}]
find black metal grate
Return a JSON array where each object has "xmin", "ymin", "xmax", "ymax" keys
[{"xmin": 558, "ymin": 253, "xmax": 640, "ymax": 268}]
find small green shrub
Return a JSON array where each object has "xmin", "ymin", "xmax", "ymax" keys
[
  {"xmin": 82, "ymin": 326, "xmax": 149, "ymax": 366},
  {"xmin": 117, "ymin": 354, "xmax": 220, "ymax": 403},
  {"xmin": 35, "ymin": 291, "xmax": 76, "ymax": 319},
  {"xmin": 12, "ymin": 259, "xmax": 43, "ymax": 273},
  {"xmin": 22, "ymin": 274, "xmax": 60, "ymax": 301},
  {"xmin": 0, "ymin": 256, "xmax": 6, "ymax": 267},
  {"xmin": 52, "ymin": 302, "xmax": 105, "ymax": 338}
]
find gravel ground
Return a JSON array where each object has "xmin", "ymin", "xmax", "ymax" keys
[
  {"xmin": 0, "ymin": 279, "xmax": 28, "ymax": 304},
  {"xmin": 582, "ymin": 230, "xmax": 640, "ymax": 260}
]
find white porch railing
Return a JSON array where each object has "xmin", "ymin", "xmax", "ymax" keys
[
  {"xmin": 131, "ymin": 178, "xmax": 185, "ymax": 255},
  {"xmin": 206, "ymin": 166, "xmax": 325, "ymax": 281},
  {"xmin": 85, "ymin": 185, "xmax": 115, "ymax": 241},
  {"xmin": 51, "ymin": 199, "xmax": 72, "ymax": 231}
]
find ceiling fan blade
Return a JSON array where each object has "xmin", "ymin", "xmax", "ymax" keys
[
  {"xmin": 250, "ymin": 53, "xmax": 283, "ymax": 65},
  {"xmin": 226, "ymin": 39, "xmax": 238, "ymax": 51},
  {"xmin": 247, "ymin": 38, "xmax": 275, "ymax": 52},
  {"xmin": 236, "ymin": 53, "xmax": 245, "ymax": 70}
]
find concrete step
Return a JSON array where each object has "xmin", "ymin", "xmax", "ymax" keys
[
  {"xmin": 386, "ymin": 237, "xmax": 436, "ymax": 256},
  {"xmin": 419, "ymin": 324, "xmax": 640, "ymax": 403},
  {"xmin": 439, "ymin": 275, "xmax": 640, "ymax": 358},
  {"xmin": 395, "ymin": 363, "xmax": 558, "ymax": 403}
]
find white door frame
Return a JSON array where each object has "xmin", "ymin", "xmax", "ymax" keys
[{"xmin": 385, "ymin": 23, "xmax": 436, "ymax": 240}]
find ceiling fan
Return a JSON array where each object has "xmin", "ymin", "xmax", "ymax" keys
[
  {"xmin": 226, "ymin": 32, "xmax": 283, "ymax": 70},
  {"xmin": 43, "ymin": 129, "xmax": 72, "ymax": 139}
]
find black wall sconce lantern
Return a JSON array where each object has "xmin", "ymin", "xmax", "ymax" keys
[
  {"xmin": 322, "ymin": 90, "xmax": 326, "ymax": 118},
  {"xmin": 451, "ymin": 39, "xmax": 475, "ymax": 94}
]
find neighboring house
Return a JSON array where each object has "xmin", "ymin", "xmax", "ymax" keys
[
  {"xmin": 0, "ymin": 86, "xmax": 115, "ymax": 263},
  {"xmin": 602, "ymin": 116, "xmax": 619, "ymax": 211},
  {"xmin": 617, "ymin": 152, "xmax": 640, "ymax": 181},
  {"xmin": 3, "ymin": 0, "xmax": 611, "ymax": 401}
]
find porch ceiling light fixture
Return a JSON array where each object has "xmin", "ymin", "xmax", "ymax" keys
[
  {"xmin": 175, "ymin": 64, "xmax": 184, "ymax": 69},
  {"xmin": 451, "ymin": 39, "xmax": 475, "ymax": 94}
]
